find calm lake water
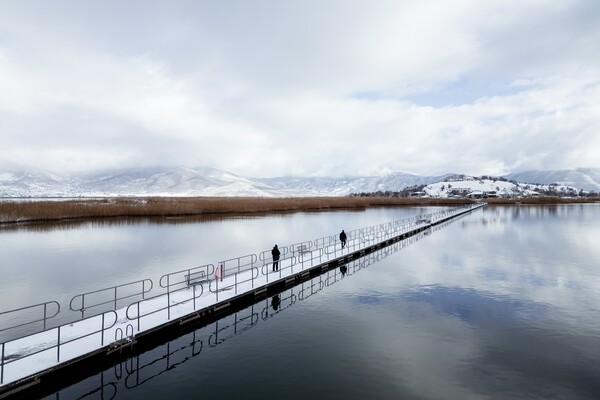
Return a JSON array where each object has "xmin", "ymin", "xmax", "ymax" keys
[{"xmin": 2, "ymin": 204, "xmax": 600, "ymax": 399}]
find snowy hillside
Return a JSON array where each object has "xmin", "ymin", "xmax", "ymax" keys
[
  {"xmin": 423, "ymin": 176, "xmax": 581, "ymax": 198},
  {"xmin": 0, "ymin": 167, "xmax": 451, "ymax": 198},
  {"xmin": 256, "ymin": 172, "xmax": 451, "ymax": 197},
  {"xmin": 0, "ymin": 166, "xmax": 595, "ymax": 198}
]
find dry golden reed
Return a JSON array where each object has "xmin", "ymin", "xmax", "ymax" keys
[
  {"xmin": 1, "ymin": 196, "xmax": 597, "ymax": 224},
  {"xmin": 0, "ymin": 197, "xmax": 470, "ymax": 224}
]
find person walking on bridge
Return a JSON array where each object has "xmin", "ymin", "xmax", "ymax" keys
[
  {"xmin": 340, "ymin": 230, "xmax": 347, "ymax": 249},
  {"xmin": 271, "ymin": 244, "xmax": 281, "ymax": 272}
]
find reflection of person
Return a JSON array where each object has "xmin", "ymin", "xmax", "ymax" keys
[
  {"xmin": 271, "ymin": 294, "xmax": 281, "ymax": 311},
  {"xmin": 339, "ymin": 230, "xmax": 347, "ymax": 249},
  {"xmin": 271, "ymin": 245, "xmax": 281, "ymax": 271},
  {"xmin": 340, "ymin": 265, "xmax": 347, "ymax": 276}
]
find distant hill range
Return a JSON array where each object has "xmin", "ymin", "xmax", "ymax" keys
[{"xmin": 0, "ymin": 166, "xmax": 598, "ymax": 198}]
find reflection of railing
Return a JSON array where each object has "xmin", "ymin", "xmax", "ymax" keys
[
  {"xmin": 298, "ymin": 278, "xmax": 324, "ymax": 301},
  {"xmin": 123, "ymin": 331, "xmax": 204, "ymax": 390},
  {"xmin": 208, "ymin": 307, "xmax": 259, "ymax": 347},
  {"xmin": 261, "ymin": 290, "xmax": 297, "ymax": 319},
  {"xmin": 70, "ymin": 279, "xmax": 153, "ymax": 318},
  {"xmin": 0, "ymin": 301, "xmax": 60, "ymax": 341},
  {"xmin": 123, "ymin": 307, "xmax": 257, "ymax": 390},
  {"xmin": 73, "ymin": 374, "xmax": 117, "ymax": 400}
]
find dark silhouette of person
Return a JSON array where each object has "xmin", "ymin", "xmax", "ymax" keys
[
  {"xmin": 340, "ymin": 265, "xmax": 347, "ymax": 276},
  {"xmin": 271, "ymin": 294, "xmax": 281, "ymax": 311},
  {"xmin": 271, "ymin": 245, "xmax": 281, "ymax": 271},
  {"xmin": 339, "ymin": 230, "xmax": 347, "ymax": 249}
]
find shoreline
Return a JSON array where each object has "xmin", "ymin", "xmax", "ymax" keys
[{"xmin": 0, "ymin": 196, "xmax": 598, "ymax": 225}]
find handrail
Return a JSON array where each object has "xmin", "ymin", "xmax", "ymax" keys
[
  {"xmin": 289, "ymin": 240, "xmax": 313, "ymax": 254},
  {"xmin": 208, "ymin": 267, "xmax": 260, "ymax": 301},
  {"xmin": 261, "ymin": 255, "xmax": 297, "ymax": 281},
  {"xmin": 217, "ymin": 254, "xmax": 257, "ymax": 277},
  {"xmin": 297, "ymin": 247, "xmax": 324, "ymax": 268},
  {"xmin": 258, "ymin": 246, "xmax": 289, "ymax": 262},
  {"xmin": 126, "ymin": 283, "xmax": 205, "ymax": 331},
  {"xmin": 313, "ymin": 235, "xmax": 334, "ymax": 249},
  {"xmin": 0, "ymin": 301, "xmax": 60, "ymax": 337},
  {"xmin": 1, "ymin": 310, "xmax": 118, "ymax": 385},
  {"xmin": 159, "ymin": 264, "xmax": 214, "ymax": 289},
  {"xmin": 69, "ymin": 279, "xmax": 153, "ymax": 317}
]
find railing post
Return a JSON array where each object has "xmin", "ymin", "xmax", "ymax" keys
[
  {"xmin": 216, "ymin": 278, "xmax": 219, "ymax": 303},
  {"xmin": 167, "ymin": 275, "xmax": 171, "ymax": 320},
  {"xmin": 101, "ymin": 313, "xmax": 105, "ymax": 346},
  {"xmin": 57, "ymin": 326, "xmax": 61, "ymax": 362},
  {"xmin": 136, "ymin": 303, "xmax": 140, "ymax": 331},
  {"xmin": 1, "ymin": 342, "xmax": 5, "ymax": 384},
  {"xmin": 43, "ymin": 302, "xmax": 48, "ymax": 330},
  {"xmin": 193, "ymin": 285, "xmax": 197, "ymax": 310}
]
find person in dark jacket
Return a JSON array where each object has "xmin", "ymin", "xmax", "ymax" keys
[
  {"xmin": 339, "ymin": 230, "xmax": 347, "ymax": 249},
  {"xmin": 271, "ymin": 244, "xmax": 281, "ymax": 271}
]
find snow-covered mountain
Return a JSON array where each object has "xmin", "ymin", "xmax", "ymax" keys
[
  {"xmin": 422, "ymin": 175, "xmax": 580, "ymax": 198},
  {"xmin": 0, "ymin": 166, "xmax": 284, "ymax": 197},
  {"xmin": 505, "ymin": 168, "xmax": 600, "ymax": 192},
  {"xmin": 80, "ymin": 166, "xmax": 280, "ymax": 197},
  {"xmin": 0, "ymin": 166, "xmax": 595, "ymax": 198},
  {"xmin": 255, "ymin": 172, "xmax": 453, "ymax": 196}
]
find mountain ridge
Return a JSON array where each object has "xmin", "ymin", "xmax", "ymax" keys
[{"xmin": 0, "ymin": 166, "xmax": 599, "ymax": 197}]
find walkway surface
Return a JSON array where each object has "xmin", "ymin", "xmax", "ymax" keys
[{"xmin": 0, "ymin": 203, "xmax": 484, "ymax": 394}]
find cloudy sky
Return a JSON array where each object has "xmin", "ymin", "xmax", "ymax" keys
[{"xmin": 1, "ymin": 0, "xmax": 599, "ymax": 178}]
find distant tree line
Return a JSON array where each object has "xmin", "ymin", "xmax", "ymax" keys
[{"xmin": 350, "ymin": 184, "xmax": 428, "ymax": 198}]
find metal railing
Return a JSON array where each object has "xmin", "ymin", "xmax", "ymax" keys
[
  {"xmin": 1, "ymin": 310, "xmax": 117, "ymax": 385},
  {"xmin": 208, "ymin": 267, "xmax": 260, "ymax": 302},
  {"xmin": 70, "ymin": 279, "xmax": 153, "ymax": 318},
  {"xmin": 217, "ymin": 254, "xmax": 258, "ymax": 277},
  {"xmin": 1, "ymin": 203, "xmax": 485, "ymax": 387},
  {"xmin": 0, "ymin": 301, "xmax": 60, "ymax": 342},
  {"xmin": 289, "ymin": 240, "xmax": 313, "ymax": 255}
]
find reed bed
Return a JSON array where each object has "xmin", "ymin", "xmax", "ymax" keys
[
  {"xmin": 0, "ymin": 197, "xmax": 471, "ymax": 224},
  {"xmin": 2, "ymin": 196, "xmax": 597, "ymax": 225}
]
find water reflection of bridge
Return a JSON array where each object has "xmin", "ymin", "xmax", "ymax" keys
[
  {"xmin": 0, "ymin": 204, "xmax": 484, "ymax": 398},
  {"xmin": 51, "ymin": 219, "xmax": 457, "ymax": 400}
]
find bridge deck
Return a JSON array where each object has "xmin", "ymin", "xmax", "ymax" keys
[{"xmin": 0, "ymin": 203, "xmax": 485, "ymax": 397}]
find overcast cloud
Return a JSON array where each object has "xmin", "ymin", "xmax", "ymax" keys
[{"xmin": 1, "ymin": 0, "xmax": 599, "ymax": 177}]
